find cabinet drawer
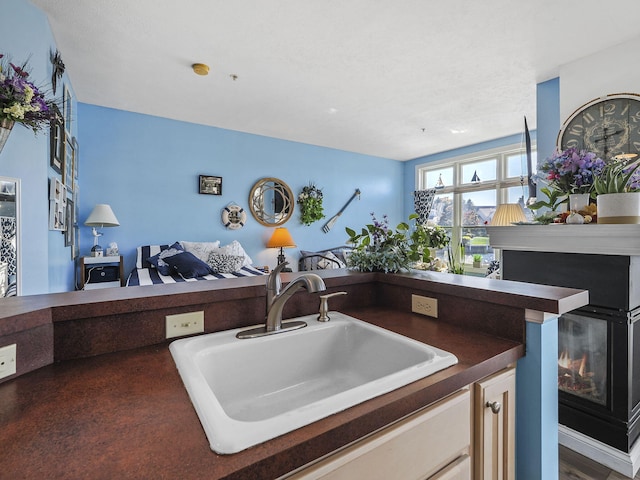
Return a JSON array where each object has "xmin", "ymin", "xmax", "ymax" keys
[{"xmin": 287, "ymin": 388, "xmax": 470, "ymax": 480}]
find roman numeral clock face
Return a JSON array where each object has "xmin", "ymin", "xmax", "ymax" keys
[{"xmin": 558, "ymin": 94, "xmax": 640, "ymax": 160}]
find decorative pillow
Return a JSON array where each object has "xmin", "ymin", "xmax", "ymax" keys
[
  {"xmin": 146, "ymin": 242, "xmax": 184, "ymax": 275},
  {"xmin": 317, "ymin": 251, "xmax": 346, "ymax": 269},
  {"xmin": 179, "ymin": 240, "xmax": 221, "ymax": 263},
  {"xmin": 136, "ymin": 244, "xmax": 171, "ymax": 269},
  {"xmin": 163, "ymin": 251, "xmax": 212, "ymax": 279},
  {"xmin": 207, "ymin": 253, "xmax": 245, "ymax": 274},
  {"xmin": 210, "ymin": 240, "xmax": 253, "ymax": 267},
  {"xmin": 300, "ymin": 250, "xmax": 346, "ymax": 270}
]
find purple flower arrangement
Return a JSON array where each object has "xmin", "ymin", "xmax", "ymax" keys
[
  {"xmin": 539, "ymin": 148, "xmax": 606, "ymax": 194},
  {"xmin": 0, "ymin": 53, "xmax": 54, "ymax": 132}
]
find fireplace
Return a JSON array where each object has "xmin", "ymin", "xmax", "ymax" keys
[
  {"xmin": 555, "ymin": 306, "xmax": 640, "ymax": 452},
  {"xmin": 502, "ymin": 250, "xmax": 640, "ymax": 453},
  {"xmin": 558, "ymin": 312, "xmax": 607, "ymax": 406}
]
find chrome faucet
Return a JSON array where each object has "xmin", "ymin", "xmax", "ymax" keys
[
  {"xmin": 266, "ymin": 269, "xmax": 326, "ymax": 332},
  {"xmin": 236, "ymin": 262, "xmax": 326, "ymax": 339}
]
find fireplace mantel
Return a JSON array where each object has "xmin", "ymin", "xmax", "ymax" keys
[{"xmin": 488, "ymin": 224, "xmax": 640, "ymax": 256}]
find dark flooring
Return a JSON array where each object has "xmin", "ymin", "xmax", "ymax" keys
[{"xmin": 560, "ymin": 445, "xmax": 638, "ymax": 480}]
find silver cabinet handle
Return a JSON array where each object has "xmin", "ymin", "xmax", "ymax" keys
[{"xmin": 486, "ymin": 401, "xmax": 501, "ymax": 414}]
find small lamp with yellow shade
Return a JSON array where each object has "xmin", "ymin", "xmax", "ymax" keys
[
  {"xmin": 490, "ymin": 203, "xmax": 527, "ymax": 226},
  {"xmin": 266, "ymin": 227, "xmax": 296, "ymax": 272}
]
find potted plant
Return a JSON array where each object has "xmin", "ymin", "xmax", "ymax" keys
[
  {"xmin": 345, "ymin": 213, "xmax": 448, "ymax": 273},
  {"xmin": 592, "ymin": 155, "xmax": 640, "ymax": 224},
  {"xmin": 472, "ymin": 254, "xmax": 482, "ymax": 268},
  {"xmin": 538, "ymin": 148, "xmax": 605, "ymax": 211}
]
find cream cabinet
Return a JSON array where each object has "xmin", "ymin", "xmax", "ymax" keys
[
  {"xmin": 285, "ymin": 388, "xmax": 471, "ymax": 480},
  {"xmin": 473, "ymin": 367, "xmax": 516, "ymax": 480},
  {"xmin": 284, "ymin": 366, "xmax": 516, "ymax": 480}
]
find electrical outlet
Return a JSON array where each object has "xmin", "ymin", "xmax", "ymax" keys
[
  {"xmin": 0, "ymin": 344, "xmax": 17, "ymax": 380},
  {"xmin": 166, "ymin": 311, "xmax": 205, "ymax": 339},
  {"xmin": 412, "ymin": 294, "xmax": 438, "ymax": 318}
]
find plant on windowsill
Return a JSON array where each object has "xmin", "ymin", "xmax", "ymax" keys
[
  {"xmin": 472, "ymin": 254, "xmax": 482, "ymax": 268},
  {"xmin": 297, "ymin": 183, "xmax": 325, "ymax": 226},
  {"xmin": 345, "ymin": 213, "xmax": 448, "ymax": 273}
]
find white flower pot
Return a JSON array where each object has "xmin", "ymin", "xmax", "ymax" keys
[{"xmin": 597, "ymin": 192, "xmax": 640, "ymax": 224}]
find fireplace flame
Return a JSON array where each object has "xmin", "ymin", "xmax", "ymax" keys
[
  {"xmin": 578, "ymin": 353, "xmax": 587, "ymax": 378},
  {"xmin": 559, "ymin": 350, "xmax": 570, "ymax": 369}
]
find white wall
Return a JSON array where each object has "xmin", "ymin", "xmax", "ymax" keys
[{"xmin": 559, "ymin": 36, "xmax": 640, "ymax": 122}]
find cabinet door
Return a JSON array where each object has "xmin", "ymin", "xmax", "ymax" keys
[
  {"xmin": 286, "ymin": 388, "xmax": 470, "ymax": 480},
  {"xmin": 474, "ymin": 367, "xmax": 515, "ymax": 480},
  {"xmin": 428, "ymin": 455, "xmax": 471, "ymax": 480}
]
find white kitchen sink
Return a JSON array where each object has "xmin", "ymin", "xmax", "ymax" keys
[{"xmin": 169, "ymin": 312, "xmax": 458, "ymax": 454}]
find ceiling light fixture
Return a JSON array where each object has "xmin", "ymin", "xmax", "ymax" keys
[{"xmin": 192, "ymin": 63, "xmax": 210, "ymax": 76}]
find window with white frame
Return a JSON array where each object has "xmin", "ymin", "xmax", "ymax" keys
[{"xmin": 416, "ymin": 144, "xmax": 536, "ymax": 271}]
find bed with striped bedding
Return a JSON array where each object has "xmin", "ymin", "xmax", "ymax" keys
[
  {"xmin": 127, "ymin": 265, "xmax": 266, "ymax": 286},
  {"xmin": 126, "ymin": 242, "xmax": 266, "ymax": 286}
]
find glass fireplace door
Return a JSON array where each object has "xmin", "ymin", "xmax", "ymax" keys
[{"xmin": 558, "ymin": 312, "xmax": 608, "ymax": 406}]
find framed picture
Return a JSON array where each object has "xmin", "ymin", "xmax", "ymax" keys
[
  {"xmin": 63, "ymin": 135, "xmax": 75, "ymax": 193},
  {"xmin": 49, "ymin": 178, "xmax": 67, "ymax": 231},
  {"xmin": 65, "ymin": 198, "xmax": 74, "ymax": 246},
  {"xmin": 49, "ymin": 103, "xmax": 64, "ymax": 174},
  {"xmin": 199, "ymin": 175, "xmax": 222, "ymax": 195},
  {"xmin": 63, "ymin": 84, "xmax": 73, "ymax": 133},
  {"xmin": 72, "ymin": 136, "xmax": 79, "ymax": 189},
  {"xmin": 71, "ymin": 187, "xmax": 79, "ymax": 259}
]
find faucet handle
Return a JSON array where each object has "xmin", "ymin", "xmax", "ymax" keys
[{"xmin": 318, "ymin": 291, "xmax": 348, "ymax": 322}]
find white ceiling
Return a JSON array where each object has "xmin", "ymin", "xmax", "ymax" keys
[{"xmin": 31, "ymin": 0, "xmax": 640, "ymax": 161}]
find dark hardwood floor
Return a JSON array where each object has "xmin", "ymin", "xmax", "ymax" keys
[{"xmin": 560, "ymin": 445, "xmax": 638, "ymax": 480}]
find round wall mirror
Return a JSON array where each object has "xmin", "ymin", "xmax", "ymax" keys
[{"xmin": 248, "ymin": 177, "xmax": 294, "ymax": 226}]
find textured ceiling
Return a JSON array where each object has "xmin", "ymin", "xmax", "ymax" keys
[{"xmin": 30, "ymin": 0, "xmax": 640, "ymax": 160}]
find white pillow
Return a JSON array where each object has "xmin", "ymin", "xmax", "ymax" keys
[
  {"xmin": 179, "ymin": 240, "xmax": 221, "ymax": 263},
  {"xmin": 211, "ymin": 240, "xmax": 253, "ymax": 267}
]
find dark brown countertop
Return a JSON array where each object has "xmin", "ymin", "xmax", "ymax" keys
[{"xmin": 0, "ymin": 306, "xmax": 523, "ymax": 480}]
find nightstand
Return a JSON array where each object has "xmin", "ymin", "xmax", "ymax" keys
[{"xmin": 80, "ymin": 255, "xmax": 125, "ymax": 290}]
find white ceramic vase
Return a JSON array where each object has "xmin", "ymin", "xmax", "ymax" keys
[{"xmin": 596, "ymin": 192, "xmax": 640, "ymax": 224}]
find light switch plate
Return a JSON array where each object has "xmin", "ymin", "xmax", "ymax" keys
[
  {"xmin": 166, "ymin": 311, "xmax": 205, "ymax": 339},
  {"xmin": 0, "ymin": 344, "xmax": 17, "ymax": 380},
  {"xmin": 412, "ymin": 294, "xmax": 438, "ymax": 318}
]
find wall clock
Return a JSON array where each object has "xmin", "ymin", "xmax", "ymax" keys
[{"xmin": 558, "ymin": 93, "xmax": 640, "ymax": 160}]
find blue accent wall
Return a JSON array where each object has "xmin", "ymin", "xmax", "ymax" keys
[
  {"xmin": 77, "ymin": 104, "xmax": 403, "ymax": 276},
  {"xmin": 536, "ymin": 78, "xmax": 560, "ymax": 161},
  {"xmin": 1, "ymin": 0, "xmax": 77, "ymax": 294}
]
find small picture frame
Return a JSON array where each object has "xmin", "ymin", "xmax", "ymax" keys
[
  {"xmin": 49, "ymin": 103, "xmax": 64, "ymax": 175},
  {"xmin": 63, "ymin": 84, "xmax": 73, "ymax": 133},
  {"xmin": 199, "ymin": 175, "xmax": 222, "ymax": 195},
  {"xmin": 49, "ymin": 178, "xmax": 67, "ymax": 231},
  {"xmin": 65, "ymin": 198, "xmax": 74, "ymax": 247},
  {"xmin": 63, "ymin": 135, "xmax": 75, "ymax": 193}
]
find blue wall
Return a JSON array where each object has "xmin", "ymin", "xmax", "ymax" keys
[
  {"xmin": 77, "ymin": 104, "xmax": 403, "ymax": 276},
  {"xmin": 536, "ymin": 78, "xmax": 560, "ymax": 162},
  {"xmin": 1, "ymin": 0, "xmax": 77, "ymax": 294},
  {"xmin": 4, "ymin": 0, "xmax": 558, "ymax": 294}
]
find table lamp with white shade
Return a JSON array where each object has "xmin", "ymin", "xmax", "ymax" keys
[{"xmin": 84, "ymin": 204, "xmax": 120, "ymax": 257}]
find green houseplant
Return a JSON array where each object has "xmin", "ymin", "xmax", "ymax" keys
[
  {"xmin": 472, "ymin": 254, "xmax": 482, "ymax": 268},
  {"xmin": 592, "ymin": 156, "xmax": 640, "ymax": 224},
  {"xmin": 297, "ymin": 183, "xmax": 325, "ymax": 225},
  {"xmin": 345, "ymin": 213, "xmax": 449, "ymax": 273}
]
